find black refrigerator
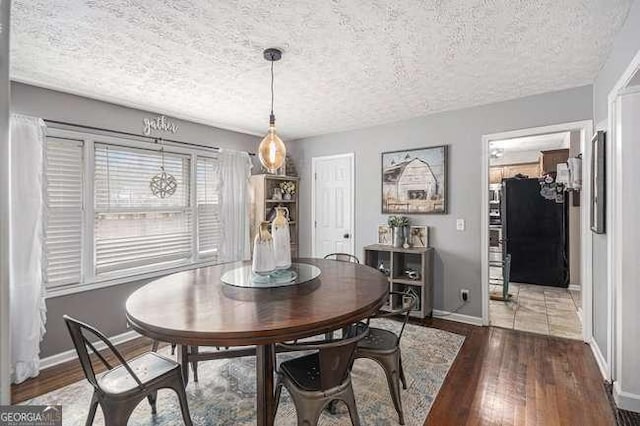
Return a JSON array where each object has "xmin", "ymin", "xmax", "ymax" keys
[{"xmin": 501, "ymin": 177, "xmax": 569, "ymax": 287}]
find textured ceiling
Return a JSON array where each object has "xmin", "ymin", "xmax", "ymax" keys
[{"xmin": 11, "ymin": 0, "xmax": 633, "ymax": 139}]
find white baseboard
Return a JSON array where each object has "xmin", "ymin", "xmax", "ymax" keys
[
  {"xmin": 40, "ymin": 330, "xmax": 140, "ymax": 371},
  {"xmin": 432, "ymin": 310, "xmax": 483, "ymax": 326},
  {"xmin": 614, "ymin": 381, "xmax": 640, "ymax": 413},
  {"xmin": 568, "ymin": 284, "xmax": 581, "ymax": 292},
  {"xmin": 589, "ymin": 337, "xmax": 610, "ymax": 381}
]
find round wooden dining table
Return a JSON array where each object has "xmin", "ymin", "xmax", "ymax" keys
[{"xmin": 125, "ymin": 258, "xmax": 389, "ymax": 426}]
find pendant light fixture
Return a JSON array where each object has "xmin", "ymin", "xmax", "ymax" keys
[{"xmin": 258, "ymin": 48, "xmax": 286, "ymax": 173}]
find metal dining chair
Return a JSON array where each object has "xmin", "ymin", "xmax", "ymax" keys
[
  {"xmin": 64, "ymin": 315, "xmax": 193, "ymax": 426},
  {"xmin": 354, "ymin": 291, "xmax": 417, "ymax": 425},
  {"xmin": 320, "ymin": 253, "xmax": 361, "ymax": 343},
  {"xmin": 323, "ymin": 253, "xmax": 360, "ymax": 263},
  {"xmin": 151, "ymin": 341, "xmax": 245, "ymax": 385},
  {"xmin": 150, "ymin": 340, "xmax": 199, "ymax": 381},
  {"xmin": 274, "ymin": 322, "xmax": 369, "ymax": 425}
]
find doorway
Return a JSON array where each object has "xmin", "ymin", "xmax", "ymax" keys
[
  {"xmin": 311, "ymin": 153, "xmax": 355, "ymax": 258},
  {"xmin": 481, "ymin": 121, "xmax": 593, "ymax": 342}
]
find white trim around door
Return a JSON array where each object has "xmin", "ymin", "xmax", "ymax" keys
[
  {"xmin": 480, "ymin": 121, "xmax": 594, "ymax": 345},
  {"xmin": 311, "ymin": 153, "xmax": 355, "ymax": 258},
  {"xmin": 607, "ymin": 47, "xmax": 640, "ymax": 407}
]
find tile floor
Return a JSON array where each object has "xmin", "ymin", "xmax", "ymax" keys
[{"xmin": 489, "ymin": 282, "xmax": 582, "ymax": 340}]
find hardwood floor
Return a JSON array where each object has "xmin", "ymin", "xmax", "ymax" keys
[
  {"xmin": 423, "ymin": 318, "xmax": 615, "ymax": 426},
  {"xmin": 12, "ymin": 320, "xmax": 615, "ymax": 425}
]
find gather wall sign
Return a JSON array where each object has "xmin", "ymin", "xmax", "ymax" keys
[{"xmin": 142, "ymin": 114, "xmax": 179, "ymax": 136}]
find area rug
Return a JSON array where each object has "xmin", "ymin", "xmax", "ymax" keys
[{"xmin": 24, "ymin": 320, "xmax": 464, "ymax": 425}]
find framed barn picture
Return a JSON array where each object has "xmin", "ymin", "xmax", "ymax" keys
[{"xmin": 381, "ymin": 145, "xmax": 448, "ymax": 214}]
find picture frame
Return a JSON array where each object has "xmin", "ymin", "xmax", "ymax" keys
[
  {"xmin": 590, "ymin": 131, "xmax": 606, "ymax": 234},
  {"xmin": 409, "ymin": 226, "xmax": 428, "ymax": 247},
  {"xmin": 377, "ymin": 224, "xmax": 392, "ymax": 245},
  {"xmin": 381, "ymin": 145, "xmax": 448, "ymax": 214}
]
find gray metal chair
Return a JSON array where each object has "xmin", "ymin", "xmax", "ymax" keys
[
  {"xmin": 64, "ymin": 315, "xmax": 192, "ymax": 426},
  {"xmin": 323, "ymin": 253, "xmax": 360, "ymax": 263},
  {"xmin": 150, "ymin": 340, "xmax": 176, "ymax": 355},
  {"xmin": 274, "ymin": 322, "xmax": 369, "ymax": 425},
  {"xmin": 151, "ymin": 341, "xmax": 244, "ymax": 385},
  {"xmin": 355, "ymin": 291, "xmax": 416, "ymax": 425},
  {"xmin": 150, "ymin": 341, "xmax": 200, "ymax": 381}
]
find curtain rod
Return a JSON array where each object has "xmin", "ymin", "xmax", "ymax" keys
[{"xmin": 43, "ymin": 119, "xmax": 256, "ymax": 156}]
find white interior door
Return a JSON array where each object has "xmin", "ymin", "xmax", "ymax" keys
[{"xmin": 312, "ymin": 153, "xmax": 354, "ymax": 258}]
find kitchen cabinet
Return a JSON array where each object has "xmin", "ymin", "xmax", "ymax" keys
[
  {"xmin": 490, "ymin": 162, "xmax": 540, "ymax": 184},
  {"xmin": 489, "ymin": 167, "xmax": 504, "ymax": 184},
  {"xmin": 504, "ymin": 163, "xmax": 540, "ymax": 178},
  {"xmin": 539, "ymin": 149, "xmax": 569, "ymax": 174}
]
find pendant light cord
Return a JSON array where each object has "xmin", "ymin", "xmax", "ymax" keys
[
  {"xmin": 159, "ymin": 138, "xmax": 165, "ymax": 171},
  {"xmin": 270, "ymin": 58, "xmax": 275, "ymax": 120}
]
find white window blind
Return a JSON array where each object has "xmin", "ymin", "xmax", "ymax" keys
[
  {"xmin": 94, "ymin": 144, "xmax": 192, "ymax": 276},
  {"xmin": 44, "ymin": 137, "xmax": 84, "ymax": 287},
  {"xmin": 196, "ymin": 157, "xmax": 221, "ymax": 257},
  {"xmin": 42, "ymin": 128, "xmax": 227, "ymax": 293}
]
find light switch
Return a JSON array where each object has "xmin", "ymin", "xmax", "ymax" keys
[{"xmin": 456, "ymin": 219, "xmax": 465, "ymax": 231}]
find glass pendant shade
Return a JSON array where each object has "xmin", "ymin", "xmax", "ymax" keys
[{"xmin": 258, "ymin": 120, "xmax": 286, "ymax": 172}]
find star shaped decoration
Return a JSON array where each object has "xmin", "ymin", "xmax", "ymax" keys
[{"xmin": 150, "ymin": 170, "xmax": 177, "ymax": 199}]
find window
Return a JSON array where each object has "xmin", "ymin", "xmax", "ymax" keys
[
  {"xmin": 43, "ymin": 129, "xmax": 222, "ymax": 291},
  {"xmin": 44, "ymin": 137, "xmax": 84, "ymax": 287}
]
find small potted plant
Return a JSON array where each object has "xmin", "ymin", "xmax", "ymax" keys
[
  {"xmin": 279, "ymin": 181, "xmax": 296, "ymax": 200},
  {"xmin": 388, "ymin": 216, "xmax": 409, "ymax": 248}
]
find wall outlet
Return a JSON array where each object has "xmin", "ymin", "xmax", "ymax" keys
[
  {"xmin": 456, "ymin": 219, "xmax": 465, "ymax": 231},
  {"xmin": 460, "ymin": 289, "xmax": 469, "ymax": 302}
]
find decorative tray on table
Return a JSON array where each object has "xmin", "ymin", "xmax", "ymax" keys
[{"xmin": 221, "ymin": 263, "xmax": 321, "ymax": 288}]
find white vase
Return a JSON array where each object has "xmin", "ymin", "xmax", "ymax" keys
[
  {"xmin": 283, "ymin": 192, "xmax": 292, "ymax": 200},
  {"xmin": 272, "ymin": 207, "xmax": 291, "ymax": 270},
  {"xmin": 252, "ymin": 222, "xmax": 276, "ymax": 275}
]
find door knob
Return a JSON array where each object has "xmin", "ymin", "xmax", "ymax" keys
[{"xmin": 343, "ymin": 233, "xmax": 350, "ymax": 239}]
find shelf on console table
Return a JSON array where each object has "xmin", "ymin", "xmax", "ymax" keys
[{"xmin": 364, "ymin": 244, "xmax": 434, "ymax": 318}]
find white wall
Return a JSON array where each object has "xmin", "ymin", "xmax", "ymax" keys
[
  {"xmin": 592, "ymin": 0, "xmax": 640, "ymax": 389},
  {"xmin": 0, "ymin": 0, "xmax": 10, "ymax": 405},
  {"xmin": 292, "ymin": 86, "xmax": 592, "ymax": 319}
]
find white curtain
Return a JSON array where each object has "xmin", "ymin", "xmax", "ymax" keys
[
  {"xmin": 218, "ymin": 149, "xmax": 252, "ymax": 262},
  {"xmin": 10, "ymin": 114, "xmax": 47, "ymax": 384}
]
